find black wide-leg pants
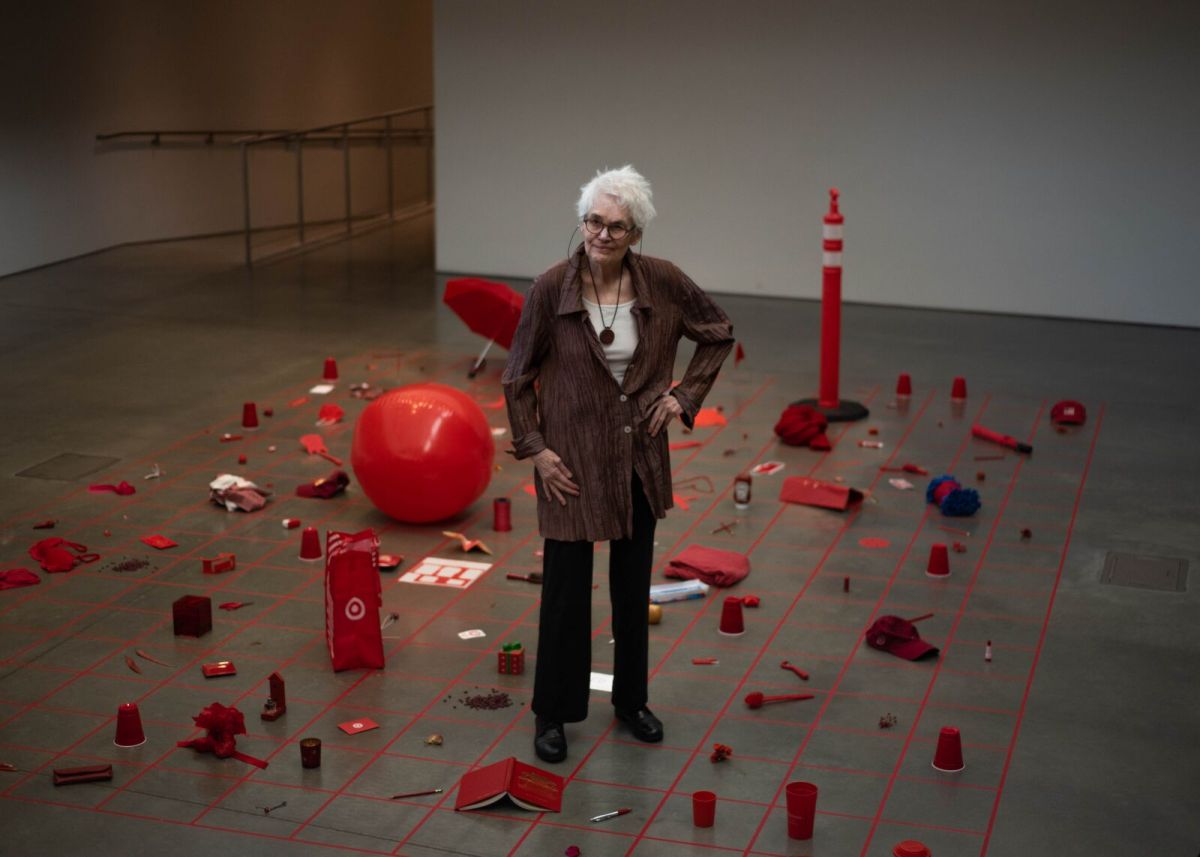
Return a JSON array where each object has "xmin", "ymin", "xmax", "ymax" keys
[{"xmin": 532, "ymin": 472, "xmax": 657, "ymax": 722}]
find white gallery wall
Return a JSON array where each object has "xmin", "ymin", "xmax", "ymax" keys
[
  {"xmin": 434, "ymin": 1, "xmax": 1200, "ymax": 326},
  {"xmin": 0, "ymin": 0, "xmax": 432, "ymax": 277}
]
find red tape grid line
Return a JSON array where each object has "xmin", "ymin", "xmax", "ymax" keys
[
  {"xmin": 718, "ymin": 392, "xmax": 988, "ymax": 857},
  {"xmin": 0, "ymin": 419, "xmax": 325, "ymax": 749},
  {"xmin": 498, "ymin": 385, "xmax": 887, "ymax": 857},
  {"xmin": 388, "ymin": 377, "xmax": 779, "ymax": 855},
  {"xmin": 977, "ymin": 403, "xmax": 1105, "ymax": 856},
  {"xmin": 2, "ymin": 355, "xmax": 456, "ymax": 780},
  {"xmin": 612, "ymin": 387, "xmax": 928, "ymax": 856},
  {"xmin": 853, "ymin": 400, "xmax": 1049, "ymax": 854}
]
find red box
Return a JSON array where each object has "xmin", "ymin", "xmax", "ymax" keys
[
  {"xmin": 497, "ymin": 646, "xmax": 525, "ymax": 675},
  {"xmin": 201, "ymin": 553, "xmax": 236, "ymax": 575},
  {"xmin": 173, "ymin": 595, "xmax": 212, "ymax": 637},
  {"xmin": 202, "ymin": 660, "xmax": 237, "ymax": 678}
]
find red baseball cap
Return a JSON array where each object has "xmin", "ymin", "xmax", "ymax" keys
[
  {"xmin": 1050, "ymin": 400, "xmax": 1086, "ymax": 425},
  {"xmin": 866, "ymin": 615, "xmax": 939, "ymax": 661}
]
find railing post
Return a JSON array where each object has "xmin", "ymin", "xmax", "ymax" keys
[
  {"xmin": 342, "ymin": 124, "xmax": 352, "ymax": 234},
  {"xmin": 241, "ymin": 142, "xmax": 252, "ymax": 266},
  {"xmin": 295, "ymin": 134, "xmax": 305, "ymax": 243},
  {"xmin": 385, "ymin": 115, "xmax": 395, "ymax": 219},
  {"xmin": 425, "ymin": 107, "xmax": 434, "ymax": 204}
]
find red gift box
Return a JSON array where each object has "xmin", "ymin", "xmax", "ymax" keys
[
  {"xmin": 173, "ymin": 595, "xmax": 212, "ymax": 637},
  {"xmin": 497, "ymin": 645, "xmax": 525, "ymax": 675}
]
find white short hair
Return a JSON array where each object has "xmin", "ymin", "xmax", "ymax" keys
[{"xmin": 576, "ymin": 165, "xmax": 656, "ymax": 231}]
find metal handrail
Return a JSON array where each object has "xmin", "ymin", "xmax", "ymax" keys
[
  {"xmin": 238, "ymin": 105, "xmax": 434, "ymax": 266},
  {"xmin": 96, "ymin": 128, "xmax": 428, "ymax": 146}
]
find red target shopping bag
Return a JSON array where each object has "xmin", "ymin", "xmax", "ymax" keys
[{"xmin": 325, "ymin": 528, "xmax": 385, "ymax": 671}]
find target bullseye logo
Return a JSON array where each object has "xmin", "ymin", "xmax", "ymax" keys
[{"xmin": 345, "ymin": 597, "xmax": 366, "ymax": 621}]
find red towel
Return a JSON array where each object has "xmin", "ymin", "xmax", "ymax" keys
[
  {"xmin": 0, "ymin": 568, "xmax": 40, "ymax": 590},
  {"xmin": 665, "ymin": 545, "xmax": 750, "ymax": 587}
]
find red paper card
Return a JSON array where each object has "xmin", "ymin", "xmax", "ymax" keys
[
  {"xmin": 338, "ymin": 717, "xmax": 379, "ymax": 735},
  {"xmin": 141, "ymin": 534, "xmax": 178, "ymax": 550}
]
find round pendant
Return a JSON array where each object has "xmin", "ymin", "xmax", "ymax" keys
[{"xmin": 599, "ymin": 328, "xmax": 615, "ymax": 345}]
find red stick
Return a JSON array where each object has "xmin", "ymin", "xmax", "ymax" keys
[{"xmin": 744, "ymin": 691, "xmax": 814, "ymax": 709}]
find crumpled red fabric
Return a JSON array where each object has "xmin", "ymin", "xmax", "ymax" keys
[
  {"xmin": 29, "ymin": 538, "xmax": 99, "ymax": 573},
  {"xmin": 296, "ymin": 469, "xmax": 350, "ymax": 499},
  {"xmin": 176, "ymin": 703, "xmax": 268, "ymax": 768},
  {"xmin": 665, "ymin": 544, "xmax": 750, "ymax": 587},
  {"xmin": 774, "ymin": 404, "xmax": 831, "ymax": 450},
  {"xmin": 0, "ymin": 568, "xmax": 40, "ymax": 590},
  {"xmin": 89, "ymin": 481, "xmax": 136, "ymax": 496}
]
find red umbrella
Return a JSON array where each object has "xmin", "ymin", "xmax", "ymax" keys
[
  {"xmin": 443, "ymin": 278, "xmax": 524, "ymax": 350},
  {"xmin": 443, "ymin": 278, "xmax": 525, "ymax": 377}
]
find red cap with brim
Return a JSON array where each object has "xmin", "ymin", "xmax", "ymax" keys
[{"xmin": 866, "ymin": 615, "xmax": 939, "ymax": 661}]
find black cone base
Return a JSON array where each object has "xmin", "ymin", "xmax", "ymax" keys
[{"xmin": 793, "ymin": 397, "xmax": 870, "ymax": 423}]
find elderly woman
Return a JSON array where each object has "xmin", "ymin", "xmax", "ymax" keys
[{"xmin": 503, "ymin": 165, "xmax": 733, "ymax": 763}]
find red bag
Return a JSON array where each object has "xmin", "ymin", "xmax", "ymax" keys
[
  {"xmin": 779, "ymin": 477, "xmax": 864, "ymax": 511},
  {"xmin": 325, "ymin": 528, "xmax": 385, "ymax": 671}
]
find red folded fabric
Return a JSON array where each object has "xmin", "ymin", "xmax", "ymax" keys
[
  {"xmin": 774, "ymin": 405, "xmax": 831, "ymax": 450},
  {"xmin": 665, "ymin": 544, "xmax": 750, "ymax": 587},
  {"xmin": 89, "ymin": 481, "xmax": 136, "ymax": 496},
  {"xmin": 0, "ymin": 568, "xmax": 40, "ymax": 590}
]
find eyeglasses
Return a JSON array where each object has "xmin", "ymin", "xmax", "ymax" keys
[{"xmin": 582, "ymin": 215, "xmax": 634, "ymax": 241}]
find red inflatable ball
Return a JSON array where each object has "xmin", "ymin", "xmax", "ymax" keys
[{"xmin": 351, "ymin": 384, "xmax": 494, "ymax": 523}]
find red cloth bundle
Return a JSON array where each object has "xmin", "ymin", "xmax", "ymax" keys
[
  {"xmin": 177, "ymin": 702, "xmax": 267, "ymax": 768},
  {"xmin": 773, "ymin": 405, "xmax": 831, "ymax": 450},
  {"xmin": 665, "ymin": 545, "xmax": 750, "ymax": 587}
]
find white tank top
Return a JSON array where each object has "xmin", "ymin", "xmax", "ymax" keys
[{"xmin": 582, "ymin": 298, "xmax": 638, "ymax": 385}]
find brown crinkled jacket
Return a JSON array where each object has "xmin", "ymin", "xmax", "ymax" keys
[{"xmin": 503, "ymin": 246, "xmax": 734, "ymax": 542}]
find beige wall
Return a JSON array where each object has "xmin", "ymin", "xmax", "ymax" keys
[{"xmin": 0, "ymin": 0, "xmax": 432, "ymax": 276}]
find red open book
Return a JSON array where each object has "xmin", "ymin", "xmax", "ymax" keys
[{"xmin": 454, "ymin": 757, "xmax": 563, "ymax": 812}]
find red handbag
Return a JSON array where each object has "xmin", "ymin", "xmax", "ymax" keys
[{"xmin": 325, "ymin": 529, "xmax": 385, "ymax": 671}]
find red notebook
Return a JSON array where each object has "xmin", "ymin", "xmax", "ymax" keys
[{"xmin": 454, "ymin": 757, "xmax": 563, "ymax": 812}]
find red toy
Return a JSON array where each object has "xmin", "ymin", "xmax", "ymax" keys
[
  {"xmin": 497, "ymin": 642, "xmax": 525, "ymax": 675},
  {"xmin": 352, "ymin": 384, "xmax": 494, "ymax": 523}
]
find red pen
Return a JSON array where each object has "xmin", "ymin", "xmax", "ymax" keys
[{"xmin": 590, "ymin": 807, "xmax": 631, "ymax": 823}]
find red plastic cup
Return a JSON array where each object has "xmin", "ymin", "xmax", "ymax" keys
[
  {"xmin": 300, "ymin": 737, "xmax": 321, "ymax": 768},
  {"xmin": 322, "ymin": 357, "xmax": 339, "ymax": 382},
  {"xmin": 691, "ymin": 790, "xmax": 716, "ymax": 828},
  {"xmin": 950, "ymin": 376, "xmax": 968, "ymax": 400},
  {"xmin": 932, "ymin": 725, "xmax": 965, "ymax": 772},
  {"xmin": 242, "ymin": 402, "xmax": 259, "ymax": 430},
  {"xmin": 785, "ymin": 781, "xmax": 818, "ymax": 840},
  {"xmin": 893, "ymin": 840, "xmax": 933, "ymax": 857},
  {"xmin": 718, "ymin": 595, "xmax": 745, "ymax": 636},
  {"xmin": 299, "ymin": 526, "xmax": 323, "ymax": 561},
  {"xmin": 926, "ymin": 543, "xmax": 950, "ymax": 578},
  {"xmin": 493, "ymin": 497, "xmax": 512, "ymax": 532},
  {"xmin": 896, "ymin": 373, "xmax": 912, "ymax": 397},
  {"xmin": 114, "ymin": 702, "xmax": 146, "ymax": 748}
]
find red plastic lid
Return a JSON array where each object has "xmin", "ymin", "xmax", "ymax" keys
[{"xmin": 893, "ymin": 840, "xmax": 932, "ymax": 857}]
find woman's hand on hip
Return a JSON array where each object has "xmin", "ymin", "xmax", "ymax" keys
[
  {"xmin": 532, "ymin": 448, "xmax": 580, "ymax": 505},
  {"xmin": 647, "ymin": 393, "xmax": 683, "ymax": 437}
]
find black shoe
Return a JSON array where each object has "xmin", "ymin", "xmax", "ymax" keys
[
  {"xmin": 534, "ymin": 717, "xmax": 567, "ymax": 763},
  {"xmin": 615, "ymin": 706, "xmax": 663, "ymax": 743}
]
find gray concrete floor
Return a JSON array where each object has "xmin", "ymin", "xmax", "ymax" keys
[{"xmin": 0, "ymin": 215, "xmax": 1197, "ymax": 856}]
